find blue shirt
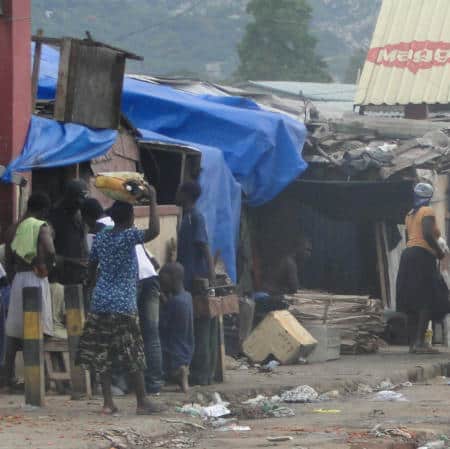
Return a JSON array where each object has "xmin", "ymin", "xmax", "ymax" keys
[
  {"xmin": 160, "ymin": 289, "xmax": 194, "ymax": 370},
  {"xmin": 177, "ymin": 208, "xmax": 209, "ymax": 291},
  {"xmin": 90, "ymin": 227, "xmax": 144, "ymax": 314}
]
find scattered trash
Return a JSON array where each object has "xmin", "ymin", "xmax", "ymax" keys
[
  {"xmin": 267, "ymin": 436, "xmax": 294, "ymax": 442},
  {"xmin": 270, "ymin": 406, "xmax": 296, "ymax": 418},
  {"xmin": 281, "ymin": 385, "xmax": 319, "ymax": 403},
  {"xmin": 212, "ymin": 392, "xmax": 229, "ymax": 407},
  {"xmin": 418, "ymin": 442, "xmax": 446, "ymax": 449},
  {"xmin": 370, "ymin": 424, "xmax": 412, "ymax": 439},
  {"xmin": 261, "ymin": 360, "xmax": 281, "ymax": 372},
  {"xmin": 154, "ymin": 437, "xmax": 196, "ymax": 448},
  {"xmin": 377, "ymin": 379, "xmax": 395, "ymax": 391},
  {"xmin": 371, "ymin": 391, "xmax": 408, "ymax": 402},
  {"xmin": 242, "ymin": 395, "xmax": 281, "ymax": 406},
  {"xmin": 211, "ymin": 418, "xmax": 238, "ymax": 428},
  {"xmin": 369, "ymin": 409, "xmax": 385, "ymax": 417},
  {"xmin": 160, "ymin": 418, "xmax": 206, "ymax": 430},
  {"xmin": 313, "ymin": 409, "xmax": 341, "ymax": 414},
  {"xmin": 236, "ymin": 395, "xmax": 295, "ymax": 420},
  {"xmin": 177, "ymin": 396, "xmax": 231, "ymax": 420},
  {"xmin": 319, "ymin": 390, "xmax": 340, "ymax": 401},
  {"xmin": 357, "ymin": 383, "xmax": 373, "ymax": 394},
  {"xmin": 195, "ymin": 393, "xmax": 207, "ymax": 405},
  {"xmin": 216, "ymin": 424, "xmax": 251, "ymax": 432},
  {"xmin": 91, "ymin": 428, "xmax": 153, "ymax": 448},
  {"xmin": 241, "ymin": 404, "xmax": 295, "ymax": 419},
  {"xmin": 201, "ymin": 404, "xmax": 231, "ymax": 419},
  {"xmin": 400, "ymin": 381, "xmax": 413, "ymax": 388},
  {"xmin": 176, "ymin": 404, "xmax": 204, "ymax": 418},
  {"xmin": 224, "ymin": 355, "xmax": 241, "ymax": 370}
]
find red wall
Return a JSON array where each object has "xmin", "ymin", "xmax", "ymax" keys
[{"xmin": 0, "ymin": 0, "xmax": 31, "ymax": 237}]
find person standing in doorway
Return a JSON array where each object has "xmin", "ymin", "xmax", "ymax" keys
[
  {"xmin": 396, "ymin": 183, "xmax": 445, "ymax": 354},
  {"xmin": 1, "ymin": 193, "xmax": 55, "ymax": 390},
  {"xmin": 176, "ymin": 181, "xmax": 216, "ymax": 386}
]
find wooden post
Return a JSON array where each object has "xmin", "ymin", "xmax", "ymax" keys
[
  {"xmin": 23, "ymin": 287, "xmax": 45, "ymax": 407},
  {"xmin": 215, "ymin": 314, "xmax": 226, "ymax": 383},
  {"xmin": 31, "ymin": 29, "xmax": 44, "ymax": 110},
  {"xmin": 64, "ymin": 284, "xmax": 91, "ymax": 399},
  {"xmin": 375, "ymin": 222, "xmax": 390, "ymax": 309}
]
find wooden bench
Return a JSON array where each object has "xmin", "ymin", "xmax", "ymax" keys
[{"xmin": 44, "ymin": 337, "xmax": 71, "ymax": 393}]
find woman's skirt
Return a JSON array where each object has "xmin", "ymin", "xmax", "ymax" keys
[
  {"xmin": 77, "ymin": 313, "xmax": 145, "ymax": 375},
  {"xmin": 396, "ymin": 246, "xmax": 438, "ymax": 314},
  {"xmin": 5, "ymin": 271, "xmax": 53, "ymax": 339}
]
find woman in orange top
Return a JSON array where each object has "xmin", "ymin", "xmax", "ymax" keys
[{"xmin": 396, "ymin": 183, "xmax": 445, "ymax": 353}]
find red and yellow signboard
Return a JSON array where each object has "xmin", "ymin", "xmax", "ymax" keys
[{"xmin": 367, "ymin": 41, "xmax": 450, "ymax": 74}]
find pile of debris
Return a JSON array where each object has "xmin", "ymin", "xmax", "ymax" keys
[
  {"xmin": 288, "ymin": 290, "xmax": 385, "ymax": 354},
  {"xmin": 305, "ymin": 116, "xmax": 450, "ymax": 179}
]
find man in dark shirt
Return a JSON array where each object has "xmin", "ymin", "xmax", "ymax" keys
[
  {"xmin": 176, "ymin": 181, "xmax": 216, "ymax": 386},
  {"xmin": 49, "ymin": 180, "xmax": 89, "ymax": 286},
  {"xmin": 159, "ymin": 263, "xmax": 194, "ymax": 394}
]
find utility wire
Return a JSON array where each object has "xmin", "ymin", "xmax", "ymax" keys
[{"xmin": 113, "ymin": 0, "xmax": 204, "ymax": 42}]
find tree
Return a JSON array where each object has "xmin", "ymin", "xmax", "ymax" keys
[
  {"xmin": 344, "ymin": 49, "xmax": 368, "ymax": 84},
  {"xmin": 236, "ymin": 0, "xmax": 332, "ymax": 82}
]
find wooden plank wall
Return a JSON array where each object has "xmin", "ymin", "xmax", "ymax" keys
[{"xmin": 55, "ymin": 41, "xmax": 126, "ymax": 129}]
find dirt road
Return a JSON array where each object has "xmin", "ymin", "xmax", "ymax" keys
[
  {"xmin": 199, "ymin": 378, "xmax": 450, "ymax": 449},
  {"xmin": 2, "ymin": 347, "xmax": 450, "ymax": 449}
]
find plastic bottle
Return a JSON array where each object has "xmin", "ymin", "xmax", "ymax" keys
[{"xmin": 424, "ymin": 321, "xmax": 433, "ymax": 349}]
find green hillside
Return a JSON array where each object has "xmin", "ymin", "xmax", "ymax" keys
[{"xmin": 31, "ymin": 0, "xmax": 381, "ymax": 81}]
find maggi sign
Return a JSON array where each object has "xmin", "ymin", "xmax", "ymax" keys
[{"xmin": 367, "ymin": 41, "xmax": 450, "ymax": 74}]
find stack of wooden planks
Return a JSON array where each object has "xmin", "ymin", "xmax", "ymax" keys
[{"xmin": 287, "ymin": 290, "xmax": 385, "ymax": 355}]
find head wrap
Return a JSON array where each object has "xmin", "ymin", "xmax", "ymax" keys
[{"xmin": 413, "ymin": 183, "xmax": 434, "ymax": 210}]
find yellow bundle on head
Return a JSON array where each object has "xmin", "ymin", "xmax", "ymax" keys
[{"xmin": 94, "ymin": 172, "xmax": 148, "ymax": 204}]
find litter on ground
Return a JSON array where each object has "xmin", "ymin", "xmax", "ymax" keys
[
  {"xmin": 281, "ymin": 385, "xmax": 319, "ymax": 403},
  {"xmin": 371, "ymin": 391, "xmax": 408, "ymax": 402}
]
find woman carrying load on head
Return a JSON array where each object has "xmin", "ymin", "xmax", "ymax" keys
[{"xmin": 77, "ymin": 184, "xmax": 166, "ymax": 415}]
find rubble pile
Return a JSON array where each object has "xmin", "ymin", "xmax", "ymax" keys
[
  {"xmin": 288, "ymin": 290, "xmax": 384, "ymax": 354},
  {"xmin": 305, "ymin": 118, "xmax": 450, "ymax": 179}
]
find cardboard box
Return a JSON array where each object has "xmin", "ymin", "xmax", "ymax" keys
[
  {"xmin": 303, "ymin": 324, "xmax": 341, "ymax": 363},
  {"xmin": 243, "ymin": 310, "xmax": 317, "ymax": 364}
]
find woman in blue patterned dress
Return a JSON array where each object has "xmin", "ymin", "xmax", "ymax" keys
[{"xmin": 78, "ymin": 187, "xmax": 164, "ymax": 415}]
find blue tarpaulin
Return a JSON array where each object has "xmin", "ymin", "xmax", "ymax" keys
[
  {"xmin": 32, "ymin": 44, "xmax": 307, "ymax": 206},
  {"xmin": 2, "ymin": 44, "xmax": 308, "ymax": 282},
  {"xmin": 140, "ymin": 129, "xmax": 241, "ymax": 282},
  {"xmin": 121, "ymin": 79, "xmax": 307, "ymax": 206},
  {"xmin": 1, "ymin": 116, "xmax": 117, "ymax": 182}
]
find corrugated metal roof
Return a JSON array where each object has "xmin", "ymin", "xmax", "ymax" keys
[
  {"xmin": 127, "ymin": 75, "xmax": 308, "ymax": 120},
  {"xmin": 249, "ymin": 81, "xmax": 357, "ymax": 102},
  {"xmin": 355, "ymin": 0, "xmax": 450, "ymax": 106}
]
